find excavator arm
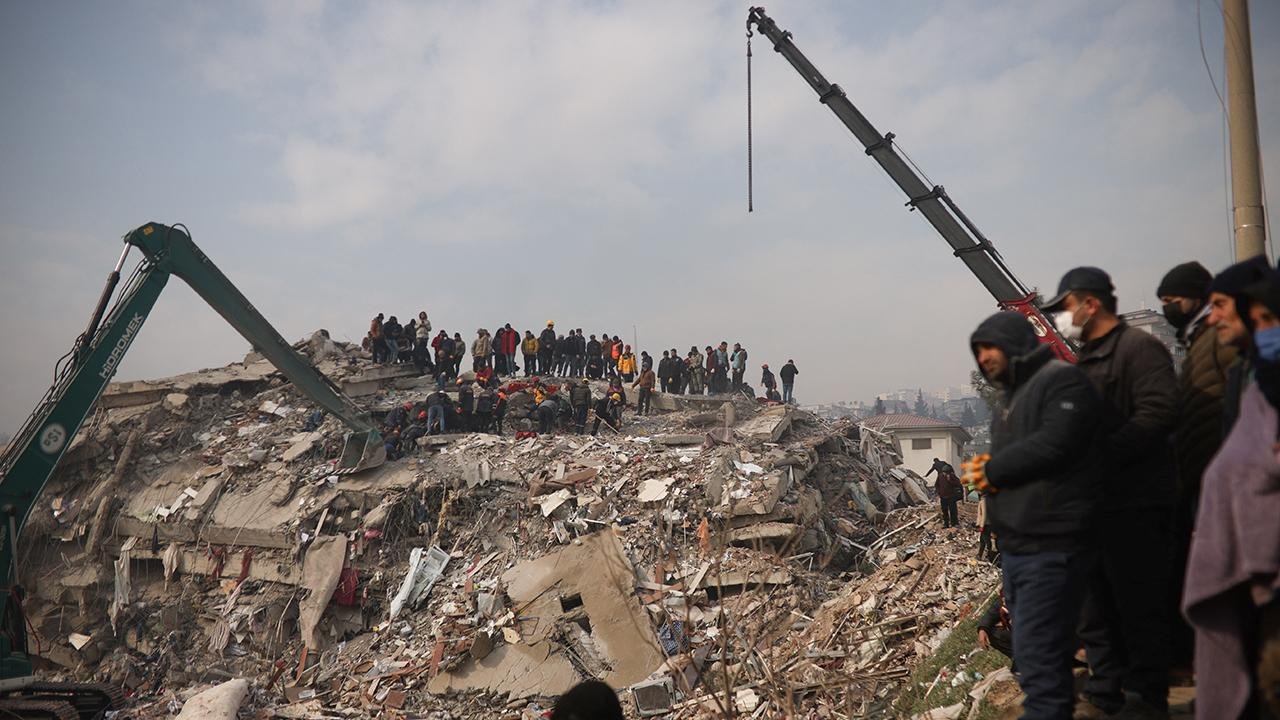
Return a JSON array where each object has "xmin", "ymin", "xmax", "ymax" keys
[
  {"xmin": 0, "ymin": 223, "xmax": 382, "ymax": 695},
  {"xmin": 746, "ymin": 7, "xmax": 1075, "ymax": 361}
]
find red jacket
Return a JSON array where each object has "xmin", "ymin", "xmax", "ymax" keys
[
  {"xmin": 498, "ymin": 328, "xmax": 519, "ymax": 355},
  {"xmin": 935, "ymin": 472, "xmax": 964, "ymax": 501}
]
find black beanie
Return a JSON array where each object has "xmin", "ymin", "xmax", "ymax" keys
[
  {"xmin": 1156, "ymin": 261, "xmax": 1211, "ymax": 300},
  {"xmin": 1209, "ymin": 255, "xmax": 1270, "ymax": 296}
]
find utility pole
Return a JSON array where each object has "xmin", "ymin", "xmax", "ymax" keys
[{"xmin": 1224, "ymin": 0, "xmax": 1267, "ymax": 260}]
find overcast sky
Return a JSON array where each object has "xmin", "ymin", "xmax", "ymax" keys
[{"xmin": 2, "ymin": 0, "xmax": 1278, "ymax": 436}]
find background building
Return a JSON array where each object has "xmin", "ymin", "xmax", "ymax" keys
[{"xmin": 859, "ymin": 414, "xmax": 972, "ymax": 478}]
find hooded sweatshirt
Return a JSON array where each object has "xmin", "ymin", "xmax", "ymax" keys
[{"xmin": 969, "ymin": 312, "xmax": 1102, "ymax": 553}]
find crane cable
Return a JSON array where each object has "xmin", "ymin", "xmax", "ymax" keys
[{"xmin": 747, "ymin": 25, "xmax": 754, "ymax": 213}]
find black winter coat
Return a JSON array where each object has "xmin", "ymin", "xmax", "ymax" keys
[
  {"xmin": 1076, "ymin": 322, "xmax": 1178, "ymax": 510},
  {"xmin": 972, "ymin": 313, "xmax": 1102, "ymax": 554}
]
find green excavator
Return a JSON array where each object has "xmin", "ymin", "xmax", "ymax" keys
[{"xmin": 0, "ymin": 222, "xmax": 385, "ymax": 719}]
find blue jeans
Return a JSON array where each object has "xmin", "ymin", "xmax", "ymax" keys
[
  {"xmin": 782, "ymin": 383, "xmax": 794, "ymax": 403},
  {"xmin": 1002, "ymin": 549, "xmax": 1093, "ymax": 720},
  {"xmin": 427, "ymin": 406, "xmax": 445, "ymax": 433}
]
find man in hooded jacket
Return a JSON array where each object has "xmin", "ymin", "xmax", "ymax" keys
[{"xmin": 964, "ymin": 311, "xmax": 1101, "ymax": 720}]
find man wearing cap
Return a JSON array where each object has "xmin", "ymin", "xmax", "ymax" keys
[
  {"xmin": 1156, "ymin": 261, "xmax": 1239, "ymax": 669},
  {"xmin": 965, "ymin": 311, "xmax": 1101, "ymax": 719},
  {"xmin": 1041, "ymin": 267, "xmax": 1177, "ymax": 718}
]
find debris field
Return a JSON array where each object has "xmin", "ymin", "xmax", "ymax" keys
[{"xmin": 22, "ymin": 333, "xmax": 1000, "ymax": 718}]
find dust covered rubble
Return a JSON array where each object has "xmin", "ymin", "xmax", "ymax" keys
[{"xmin": 18, "ymin": 332, "xmax": 995, "ymax": 718}]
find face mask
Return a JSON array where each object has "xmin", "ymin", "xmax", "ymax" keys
[
  {"xmin": 1162, "ymin": 301, "xmax": 1194, "ymax": 331},
  {"xmin": 1255, "ymin": 327, "xmax": 1280, "ymax": 362},
  {"xmin": 1053, "ymin": 310, "xmax": 1085, "ymax": 343}
]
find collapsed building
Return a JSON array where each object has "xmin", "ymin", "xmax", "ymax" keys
[{"xmin": 18, "ymin": 333, "xmax": 1000, "ymax": 718}]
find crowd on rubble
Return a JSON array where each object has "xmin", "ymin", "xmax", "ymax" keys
[
  {"xmin": 360, "ymin": 316, "xmax": 801, "ymax": 456},
  {"xmin": 957, "ymin": 257, "xmax": 1280, "ymax": 720}
]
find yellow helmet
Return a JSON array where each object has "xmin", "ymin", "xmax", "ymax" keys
[{"xmin": 611, "ymin": 393, "xmax": 622, "ymax": 402}]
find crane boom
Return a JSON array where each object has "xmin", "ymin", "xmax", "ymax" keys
[{"xmin": 746, "ymin": 7, "xmax": 1075, "ymax": 361}]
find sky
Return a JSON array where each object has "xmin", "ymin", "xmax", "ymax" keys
[{"xmin": 1, "ymin": 0, "xmax": 1278, "ymax": 436}]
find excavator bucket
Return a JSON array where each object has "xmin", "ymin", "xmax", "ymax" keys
[{"xmin": 338, "ymin": 429, "xmax": 386, "ymax": 473}]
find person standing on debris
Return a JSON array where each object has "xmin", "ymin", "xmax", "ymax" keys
[
  {"xmin": 965, "ymin": 310, "xmax": 1101, "ymax": 720},
  {"xmin": 668, "ymin": 348, "xmax": 685, "ymax": 394},
  {"xmin": 367, "ymin": 313, "xmax": 386, "ymax": 363},
  {"xmin": 716, "ymin": 342, "xmax": 731, "ymax": 392},
  {"xmin": 426, "ymin": 388, "xmax": 450, "ymax": 434},
  {"xmin": 779, "ymin": 359, "xmax": 799, "ymax": 404},
  {"xmin": 935, "ymin": 466, "xmax": 963, "ymax": 528},
  {"xmin": 474, "ymin": 386, "xmax": 496, "ymax": 434},
  {"xmin": 456, "ymin": 378, "xmax": 475, "ymax": 432},
  {"xmin": 730, "ymin": 343, "xmax": 748, "ymax": 391},
  {"xmin": 539, "ymin": 322, "xmax": 557, "ymax": 375},
  {"xmin": 761, "ymin": 364, "xmax": 777, "ymax": 396},
  {"xmin": 446, "ymin": 332, "xmax": 462, "ymax": 376},
  {"xmin": 1041, "ymin": 267, "xmax": 1177, "ymax": 718},
  {"xmin": 550, "ymin": 333, "xmax": 565, "ymax": 376},
  {"xmin": 382, "ymin": 315, "xmax": 403, "ymax": 364},
  {"xmin": 618, "ymin": 345, "xmax": 637, "ymax": 383},
  {"xmin": 1183, "ymin": 270, "xmax": 1280, "ymax": 720},
  {"xmin": 471, "ymin": 328, "xmax": 491, "ymax": 372},
  {"xmin": 687, "ymin": 347, "xmax": 706, "ymax": 395},
  {"xmin": 1156, "ymin": 261, "xmax": 1236, "ymax": 670},
  {"xmin": 498, "ymin": 323, "xmax": 518, "ymax": 376},
  {"xmin": 415, "ymin": 311, "xmax": 432, "ymax": 351},
  {"xmin": 433, "ymin": 330, "xmax": 451, "ymax": 374},
  {"xmin": 657, "ymin": 351, "xmax": 673, "ymax": 393},
  {"xmin": 569, "ymin": 379, "xmax": 592, "ymax": 434},
  {"xmin": 492, "ymin": 391, "xmax": 509, "ymax": 435},
  {"xmin": 521, "ymin": 331, "xmax": 539, "ymax": 378},
  {"xmin": 634, "ymin": 362, "xmax": 656, "ymax": 415},
  {"xmin": 976, "ymin": 495, "xmax": 997, "ymax": 561}
]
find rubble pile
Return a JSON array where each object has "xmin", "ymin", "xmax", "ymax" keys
[{"xmin": 18, "ymin": 332, "xmax": 998, "ymax": 718}]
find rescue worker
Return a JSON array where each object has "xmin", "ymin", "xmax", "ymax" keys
[
  {"xmin": 522, "ymin": 331, "xmax": 539, "ymax": 378},
  {"xmin": 426, "ymin": 388, "xmax": 450, "ymax": 434},
  {"xmin": 634, "ymin": 363, "xmax": 656, "ymax": 415},
  {"xmin": 935, "ymin": 465, "xmax": 963, "ymax": 528},
  {"xmin": 569, "ymin": 379, "xmax": 592, "ymax": 434},
  {"xmin": 618, "ymin": 346, "xmax": 637, "ymax": 383},
  {"xmin": 591, "ymin": 393, "xmax": 623, "ymax": 436},
  {"xmin": 761, "ymin": 364, "xmax": 777, "ymax": 396}
]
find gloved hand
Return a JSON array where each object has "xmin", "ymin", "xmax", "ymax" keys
[{"xmin": 962, "ymin": 453, "xmax": 996, "ymax": 494}]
